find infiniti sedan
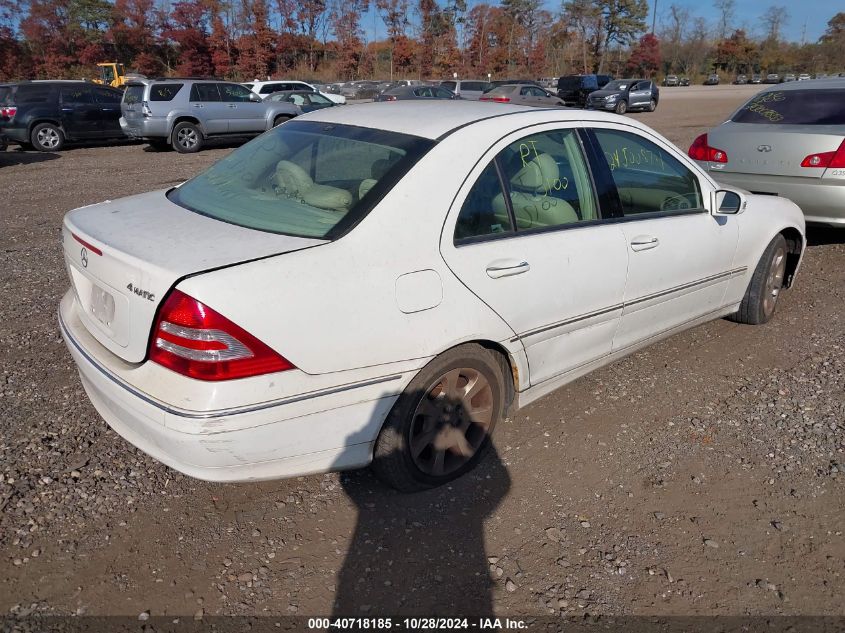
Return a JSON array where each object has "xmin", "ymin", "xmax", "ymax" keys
[
  {"xmin": 478, "ymin": 84, "xmax": 565, "ymax": 107},
  {"xmin": 689, "ymin": 78, "xmax": 845, "ymax": 227},
  {"xmin": 59, "ymin": 102, "xmax": 805, "ymax": 492}
]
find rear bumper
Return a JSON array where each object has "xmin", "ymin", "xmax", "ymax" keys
[
  {"xmin": 119, "ymin": 116, "xmax": 168, "ymax": 140},
  {"xmin": 704, "ymin": 170, "xmax": 845, "ymax": 226},
  {"xmin": 59, "ymin": 290, "xmax": 403, "ymax": 482},
  {"xmin": 2, "ymin": 125, "xmax": 30, "ymax": 144}
]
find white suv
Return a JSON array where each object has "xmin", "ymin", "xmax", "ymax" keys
[{"xmin": 244, "ymin": 80, "xmax": 346, "ymax": 104}]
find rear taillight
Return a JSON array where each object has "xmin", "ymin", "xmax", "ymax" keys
[
  {"xmin": 800, "ymin": 139, "xmax": 845, "ymax": 168},
  {"xmin": 0, "ymin": 105, "xmax": 17, "ymax": 119},
  {"xmin": 384, "ymin": 95, "xmax": 397, "ymax": 101},
  {"xmin": 688, "ymin": 133, "xmax": 728, "ymax": 163},
  {"xmin": 149, "ymin": 290, "xmax": 294, "ymax": 381},
  {"xmin": 492, "ymin": 97, "xmax": 510, "ymax": 103}
]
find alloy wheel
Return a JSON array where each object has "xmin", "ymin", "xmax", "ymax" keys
[
  {"xmin": 177, "ymin": 128, "xmax": 198, "ymax": 149},
  {"xmin": 763, "ymin": 243, "xmax": 787, "ymax": 317},
  {"xmin": 37, "ymin": 127, "xmax": 60, "ymax": 149},
  {"xmin": 408, "ymin": 368, "xmax": 494, "ymax": 477}
]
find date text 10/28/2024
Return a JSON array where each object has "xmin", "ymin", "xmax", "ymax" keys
[{"xmin": 308, "ymin": 618, "xmax": 529, "ymax": 630}]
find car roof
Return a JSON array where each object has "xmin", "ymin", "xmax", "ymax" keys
[
  {"xmin": 759, "ymin": 77, "xmax": 845, "ymax": 91},
  {"xmin": 297, "ymin": 100, "xmax": 640, "ymax": 140}
]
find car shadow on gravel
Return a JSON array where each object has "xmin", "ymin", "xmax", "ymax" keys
[
  {"xmin": 806, "ymin": 226, "xmax": 844, "ymax": 247},
  {"xmin": 332, "ymin": 410, "xmax": 511, "ymax": 617},
  {"xmin": 0, "ymin": 150, "xmax": 60, "ymax": 167}
]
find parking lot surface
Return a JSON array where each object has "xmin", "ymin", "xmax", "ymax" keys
[{"xmin": 1, "ymin": 84, "xmax": 843, "ymax": 618}]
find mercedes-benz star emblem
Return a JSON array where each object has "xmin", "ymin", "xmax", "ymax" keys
[
  {"xmin": 80, "ymin": 247, "xmax": 88, "ymax": 268},
  {"xmin": 757, "ymin": 145, "xmax": 772, "ymax": 153}
]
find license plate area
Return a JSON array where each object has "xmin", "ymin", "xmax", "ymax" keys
[{"xmin": 90, "ymin": 285, "xmax": 116, "ymax": 327}]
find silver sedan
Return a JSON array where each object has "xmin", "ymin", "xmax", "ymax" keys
[
  {"xmin": 690, "ymin": 78, "xmax": 845, "ymax": 227},
  {"xmin": 479, "ymin": 84, "xmax": 565, "ymax": 107}
]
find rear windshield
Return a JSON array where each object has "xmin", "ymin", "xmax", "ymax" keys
[
  {"xmin": 733, "ymin": 89, "xmax": 845, "ymax": 125},
  {"xmin": 150, "ymin": 83, "xmax": 183, "ymax": 101},
  {"xmin": 168, "ymin": 121, "xmax": 435, "ymax": 239},
  {"xmin": 124, "ymin": 85, "xmax": 144, "ymax": 105},
  {"xmin": 0, "ymin": 85, "xmax": 10, "ymax": 104}
]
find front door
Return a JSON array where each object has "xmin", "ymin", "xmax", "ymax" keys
[
  {"xmin": 628, "ymin": 81, "xmax": 652, "ymax": 109},
  {"xmin": 587, "ymin": 126, "xmax": 739, "ymax": 352},
  {"xmin": 219, "ymin": 82, "xmax": 265, "ymax": 133},
  {"xmin": 441, "ymin": 127, "xmax": 628, "ymax": 387},
  {"xmin": 59, "ymin": 85, "xmax": 100, "ymax": 138}
]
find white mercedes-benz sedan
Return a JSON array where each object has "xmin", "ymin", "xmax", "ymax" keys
[{"xmin": 59, "ymin": 101, "xmax": 806, "ymax": 491}]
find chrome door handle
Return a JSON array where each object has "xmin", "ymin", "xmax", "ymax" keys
[
  {"xmin": 630, "ymin": 236, "xmax": 659, "ymax": 251},
  {"xmin": 486, "ymin": 261, "xmax": 530, "ymax": 279},
  {"xmin": 192, "ymin": 103, "xmax": 203, "ymax": 108},
  {"xmin": 227, "ymin": 104, "xmax": 237, "ymax": 108}
]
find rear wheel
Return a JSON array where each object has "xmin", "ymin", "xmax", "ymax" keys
[
  {"xmin": 30, "ymin": 123, "xmax": 64, "ymax": 152},
  {"xmin": 171, "ymin": 122, "xmax": 202, "ymax": 153},
  {"xmin": 614, "ymin": 100, "xmax": 627, "ymax": 115},
  {"xmin": 273, "ymin": 115, "xmax": 292, "ymax": 127},
  {"xmin": 730, "ymin": 234, "xmax": 788, "ymax": 325},
  {"xmin": 372, "ymin": 344, "xmax": 508, "ymax": 492}
]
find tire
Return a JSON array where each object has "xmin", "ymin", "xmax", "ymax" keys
[
  {"xmin": 371, "ymin": 344, "xmax": 510, "ymax": 492},
  {"xmin": 647, "ymin": 98, "xmax": 657, "ymax": 112},
  {"xmin": 614, "ymin": 100, "xmax": 627, "ymax": 115},
  {"xmin": 729, "ymin": 234, "xmax": 788, "ymax": 325},
  {"xmin": 273, "ymin": 115, "xmax": 292, "ymax": 127},
  {"xmin": 30, "ymin": 122, "xmax": 64, "ymax": 152},
  {"xmin": 171, "ymin": 121, "xmax": 202, "ymax": 153}
]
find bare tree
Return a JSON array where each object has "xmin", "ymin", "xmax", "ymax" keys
[
  {"xmin": 762, "ymin": 5, "xmax": 788, "ymax": 42},
  {"xmin": 713, "ymin": 0, "xmax": 734, "ymax": 39}
]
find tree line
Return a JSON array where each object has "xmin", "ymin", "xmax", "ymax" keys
[{"xmin": 0, "ymin": 0, "xmax": 843, "ymax": 82}]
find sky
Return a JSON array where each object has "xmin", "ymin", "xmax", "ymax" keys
[{"xmin": 360, "ymin": 0, "xmax": 834, "ymax": 45}]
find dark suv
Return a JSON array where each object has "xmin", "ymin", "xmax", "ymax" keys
[
  {"xmin": 0, "ymin": 81, "xmax": 125, "ymax": 151},
  {"xmin": 556, "ymin": 74, "xmax": 611, "ymax": 107}
]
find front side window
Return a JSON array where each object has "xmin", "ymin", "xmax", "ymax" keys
[
  {"xmin": 220, "ymin": 83, "xmax": 254, "ymax": 102},
  {"xmin": 732, "ymin": 89, "xmax": 845, "ymax": 125},
  {"xmin": 168, "ymin": 120, "xmax": 435, "ymax": 239},
  {"xmin": 593, "ymin": 129, "xmax": 703, "ymax": 215}
]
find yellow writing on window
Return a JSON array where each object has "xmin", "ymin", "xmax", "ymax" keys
[
  {"xmin": 604, "ymin": 146, "xmax": 666, "ymax": 172},
  {"xmin": 518, "ymin": 141, "xmax": 569, "ymax": 196}
]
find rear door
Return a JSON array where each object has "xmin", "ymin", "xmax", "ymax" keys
[
  {"xmin": 441, "ymin": 125, "xmax": 629, "ymax": 387},
  {"xmin": 59, "ymin": 85, "xmax": 100, "ymax": 138},
  {"xmin": 586, "ymin": 126, "xmax": 738, "ymax": 352},
  {"xmin": 219, "ymin": 82, "xmax": 265, "ymax": 133},
  {"xmin": 189, "ymin": 83, "xmax": 228, "ymax": 134},
  {"xmin": 92, "ymin": 86, "xmax": 122, "ymax": 137}
]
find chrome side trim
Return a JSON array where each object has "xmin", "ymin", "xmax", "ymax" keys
[
  {"xmin": 59, "ymin": 310, "xmax": 403, "ymax": 420},
  {"xmin": 510, "ymin": 266, "xmax": 747, "ymax": 343}
]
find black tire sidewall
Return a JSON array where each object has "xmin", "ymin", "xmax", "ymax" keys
[
  {"xmin": 172, "ymin": 122, "xmax": 201, "ymax": 153},
  {"xmin": 31, "ymin": 123, "xmax": 63, "ymax": 152},
  {"xmin": 273, "ymin": 115, "xmax": 291, "ymax": 127},
  {"xmin": 615, "ymin": 101, "xmax": 627, "ymax": 114},
  {"xmin": 373, "ymin": 345, "xmax": 506, "ymax": 491}
]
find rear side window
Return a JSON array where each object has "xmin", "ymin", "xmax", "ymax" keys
[
  {"xmin": 94, "ymin": 87, "xmax": 121, "ymax": 104},
  {"xmin": 461, "ymin": 81, "xmax": 486, "ymax": 91},
  {"xmin": 15, "ymin": 84, "xmax": 53, "ymax": 103},
  {"xmin": 150, "ymin": 84, "xmax": 183, "ymax": 101},
  {"xmin": 732, "ymin": 89, "xmax": 845, "ymax": 125},
  {"xmin": 123, "ymin": 85, "xmax": 144, "ymax": 105},
  {"xmin": 593, "ymin": 129, "xmax": 702, "ymax": 215},
  {"xmin": 60, "ymin": 86, "xmax": 94, "ymax": 103},
  {"xmin": 190, "ymin": 83, "xmax": 221, "ymax": 102},
  {"xmin": 454, "ymin": 162, "xmax": 512, "ymax": 241},
  {"xmin": 441, "ymin": 81, "xmax": 456, "ymax": 91},
  {"xmin": 0, "ymin": 86, "xmax": 11, "ymax": 104}
]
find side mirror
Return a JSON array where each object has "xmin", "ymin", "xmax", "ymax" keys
[
  {"xmin": 714, "ymin": 189, "xmax": 745, "ymax": 215},
  {"xmin": 250, "ymin": 93, "xmax": 261, "ymax": 102}
]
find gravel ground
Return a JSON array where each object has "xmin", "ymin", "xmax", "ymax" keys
[{"xmin": 1, "ymin": 86, "xmax": 843, "ymax": 620}]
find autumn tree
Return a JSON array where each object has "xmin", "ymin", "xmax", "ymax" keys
[
  {"xmin": 160, "ymin": 0, "xmax": 213, "ymax": 76},
  {"xmin": 820, "ymin": 12, "xmax": 845, "ymax": 63},
  {"xmin": 110, "ymin": 0, "xmax": 163, "ymax": 76},
  {"xmin": 236, "ymin": 0, "xmax": 274, "ymax": 78},
  {"xmin": 626, "ymin": 31, "xmax": 660, "ymax": 76},
  {"xmin": 714, "ymin": 28, "xmax": 757, "ymax": 73},
  {"xmin": 331, "ymin": 0, "xmax": 366, "ymax": 78}
]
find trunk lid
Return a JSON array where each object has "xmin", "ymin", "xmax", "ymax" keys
[
  {"xmin": 707, "ymin": 122, "xmax": 845, "ymax": 179},
  {"xmin": 120, "ymin": 84, "xmax": 146, "ymax": 128},
  {"xmin": 63, "ymin": 189, "xmax": 324, "ymax": 363}
]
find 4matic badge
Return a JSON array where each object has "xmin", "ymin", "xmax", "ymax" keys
[{"xmin": 126, "ymin": 283, "xmax": 155, "ymax": 302}]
